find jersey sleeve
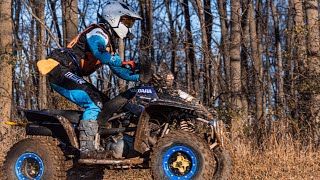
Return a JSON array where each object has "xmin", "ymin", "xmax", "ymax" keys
[
  {"xmin": 86, "ymin": 27, "xmax": 122, "ymax": 67},
  {"xmin": 110, "ymin": 65, "xmax": 140, "ymax": 82}
]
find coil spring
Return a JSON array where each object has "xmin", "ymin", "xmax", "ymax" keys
[{"xmin": 180, "ymin": 120, "xmax": 195, "ymax": 133}]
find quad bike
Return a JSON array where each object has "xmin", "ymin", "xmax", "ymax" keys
[{"xmin": 2, "ymin": 62, "xmax": 232, "ymax": 180}]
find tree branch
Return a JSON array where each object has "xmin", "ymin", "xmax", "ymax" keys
[{"xmin": 21, "ymin": 0, "xmax": 61, "ymax": 48}]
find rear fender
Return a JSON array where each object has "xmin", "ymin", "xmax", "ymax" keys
[{"xmin": 22, "ymin": 110, "xmax": 79, "ymax": 149}]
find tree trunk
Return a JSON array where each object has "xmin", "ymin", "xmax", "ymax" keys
[
  {"xmin": 118, "ymin": 39, "xmax": 125, "ymax": 92},
  {"xmin": 62, "ymin": 0, "xmax": 78, "ymax": 46},
  {"xmin": 263, "ymin": 0, "xmax": 272, "ymax": 132},
  {"xmin": 181, "ymin": 0, "xmax": 199, "ymax": 96},
  {"xmin": 255, "ymin": 0, "xmax": 266, "ymax": 133},
  {"xmin": 164, "ymin": 0, "xmax": 177, "ymax": 78},
  {"xmin": 203, "ymin": 0, "xmax": 215, "ymax": 105},
  {"xmin": 292, "ymin": 0, "xmax": 308, "ymax": 140},
  {"xmin": 140, "ymin": 0, "xmax": 154, "ymax": 66},
  {"xmin": 217, "ymin": 0, "xmax": 231, "ymax": 111},
  {"xmin": 270, "ymin": 0, "xmax": 284, "ymax": 118},
  {"xmin": 293, "ymin": 0, "xmax": 307, "ymax": 72},
  {"xmin": 240, "ymin": 0, "xmax": 249, "ymax": 125},
  {"xmin": 230, "ymin": 0, "xmax": 242, "ymax": 110},
  {"xmin": 13, "ymin": 0, "xmax": 22, "ymax": 108},
  {"xmin": 29, "ymin": 0, "xmax": 36, "ymax": 109},
  {"xmin": 230, "ymin": 0, "xmax": 242, "ymax": 141},
  {"xmin": 0, "ymin": 0, "xmax": 13, "ymax": 133},
  {"xmin": 305, "ymin": 0, "xmax": 320, "ymax": 145},
  {"xmin": 286, "ymin": 0, "xmax": 296, "ymax": 124},
  {"xmin": 191, "ymin": 0, "xmax": 211, "ymax": 105},
  {"xmin": 49, "ymin": 0, "xmax": 63, "ymax": 46},
  {"xmin": 248, "ymin": 0, "xmax": 264, "ymax": 145},
  {"xmin": 204, "ymin": 0, "xmax": 213, "ymax": 48},
  {"xmin": 54, "ymin": 0, "xmax": 79, "ymax": 109},
  {"xmin": 34, "ymin": 0, "xmax": 48, "ymax": 110},
  {"xmin": 146, "ymin": 0, "xmax": 154, "ymax": 63}
]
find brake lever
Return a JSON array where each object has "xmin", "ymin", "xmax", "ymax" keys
[{"xmin": 121, "ymin": 62, "xmax": 140, "ymax": 74}]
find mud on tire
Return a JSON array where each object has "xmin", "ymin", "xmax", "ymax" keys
[
  {"xmin": 1, "ymin": 137, "xmax": 66, "ymax": 180},
  {"xmin": 151, "ymin": 130, "xmax": 214, "ymax": 180},
  {"xmin": 212, "ymin": 147, "xmax": 232, "ymax": 180}
]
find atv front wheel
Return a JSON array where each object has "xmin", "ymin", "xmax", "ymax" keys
[
  {"xmin": 1, "ymin": 137, "xmax": 66, "ymax": 180},
  {"xmin": 151, "ymin": 130, "xmax": 214, "ymax": 180}
]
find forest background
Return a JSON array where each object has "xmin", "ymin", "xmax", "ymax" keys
[{"xmin": 0, "ymin": 0, "xmax": 319, "ymax": 179}]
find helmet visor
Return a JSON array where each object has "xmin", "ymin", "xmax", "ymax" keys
[{"xmin": 120, "ymin": 15, "xmax": 135, "ymax": 28}]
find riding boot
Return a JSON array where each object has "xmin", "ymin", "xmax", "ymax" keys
[{"xmin": 79, "ymin": 120, "xmax": 100, "ymax": 159}]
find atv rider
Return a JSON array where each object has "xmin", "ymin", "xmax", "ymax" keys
[{"xmin": 37, "ymin": 1, "xmax": 147, "ymax": 158}]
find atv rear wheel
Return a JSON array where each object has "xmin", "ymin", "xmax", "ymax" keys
[
  {"xmin": 212, "ymin": 147, "xmax": 232, "ymax": 180},
  {"xmin": 151, "ymin": 130, "xmax": 214, "ymax": 180},
  {"xmin": 1, "ymin": 137, "xmax": 67, "ymax": 180}
]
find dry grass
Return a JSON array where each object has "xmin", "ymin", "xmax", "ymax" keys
[
  {"xmin": 0, "ymin": 127, "xmax": 319, "ymax": 179},
  {"xmin": 228, "ymin": 135, "xmax": 320, "ymax": 180},
  {"xmin": 103, "ymin": 169, "xmax": 152, "ymax": 180}
]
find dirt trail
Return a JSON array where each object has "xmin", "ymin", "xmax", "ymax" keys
[{"xmin": 68, "ymin": 166, "xmax": 152, "ymax": 180}]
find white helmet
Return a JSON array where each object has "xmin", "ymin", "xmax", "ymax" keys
[{"xmin": 101, "ymin": 1, "xmax": 142, "ymax": 39}]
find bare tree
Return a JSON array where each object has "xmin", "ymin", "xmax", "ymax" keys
[
  {"xmin": 204, "ymin": 0, "xmax": 213, "ymax": 48},
  {"xmin": 240, "ymin": 0, "xmax": 250, "ymax": 124},
  {"xmin": 164, "ymin": 0, "xmax": 178, "ymax": 77},
  {"xmin": 51, "ymin": 0, "xmax": 80, "ymax": 108},
  {"xmin": 191, "ymin": 0, "xmax": 211, "ymax": 105},
  {"xmin": 292, "ymin": 0, "xmax": 308, "ymax": 139},
  {"xmin": 248, "ymin": 0, "xmax": 264, "ymax": 144},
  {"xmin": 181, "ymin": 0, "xmax": 199, "ymax": 96},
  {"xmin": 49, "ymin": 0, "xmax": 63, "ymax": 46},
  {"xmin": 118, "ymin": 37, "xmax": 126, "ymax": 92},
  {"xmin": 218, "ymin": 0, "xmax": 230, "ymax": 107},
  {"xmin": 305, "ymin": 0, "xmax": 320, "ymax": 144},
  {"xmin": 33, "ymin": 0, "xmax": 48, "ymax": 109},
  {"xmin": 270, "ymin": 0, "xmax": 284, "ymax": 117},
  {"xmin": 0, "ymin": 0, "xmax": 13, "ymax": 133},
  {"xmin": 230, "ymin": 0, "xmax": 243, "ymax": 140},
  {"xmin": 140, "ymin": 0, "xmax": 155, "ymax": 64},
  {"xmin": 62, "ymin": 0, "xmax": 79, "ymax": 46},
  {"xmin": 230, "ymin": 0, "xmax": 242, "ymax": 110}
]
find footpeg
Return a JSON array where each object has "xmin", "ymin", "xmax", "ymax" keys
[
  {"xmin": 80, "ymin": 150, "xmax": 112, "ymax": 159},
  {"xmin": 78, "ymin": 157, "xmax": 144, "ymax": 165}
]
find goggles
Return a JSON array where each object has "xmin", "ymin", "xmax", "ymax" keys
[{"xmin": 120, "ymin": 15, "xmax": 135, "ymax": 28}]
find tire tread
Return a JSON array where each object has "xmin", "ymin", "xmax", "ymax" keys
[
  {"xmin": 1, "ymin": 136, "xmax": 67, "ymax": 180},
  {"xmin": 151, "ymin": 130, "xmax": 214, "ymax": 180}
]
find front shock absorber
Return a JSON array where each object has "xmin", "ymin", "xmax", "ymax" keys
[{"xmin": 180, "ymin": 120, "xmax": 195, "ymax": 133}]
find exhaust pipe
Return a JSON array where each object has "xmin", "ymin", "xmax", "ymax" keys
[{"xmin": 99, "ymin": 127, "xmax": 136, "ymax": 136}]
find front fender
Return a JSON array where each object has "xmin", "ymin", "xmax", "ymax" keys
[
  {"xmin": 133, "ymin": 99, "xmax": 220, "ymax": 154},
  {"xmin": 134, "ymin": 110, "xmax": 150, "ymax": 153}
]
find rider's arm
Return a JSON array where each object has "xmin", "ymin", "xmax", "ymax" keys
[
  {"xmin": 110, "ymin": 65, "xmax": 140, "ymax": 82},
  {"xmin": 86, "ymin": 27, "xmax": 122, "ymax": 67}
]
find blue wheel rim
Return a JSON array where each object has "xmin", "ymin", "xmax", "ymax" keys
[
  {"xmin": 162, "ymin": 145, "xmax": 197, "ymax": 179},
  {"xmin": 15, "ymin": 153, "xmax": 44, "ymax": 180}
]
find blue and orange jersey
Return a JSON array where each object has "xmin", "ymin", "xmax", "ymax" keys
[{"xmin": 66, "ymin": 24, "xmax": 122, "ymax": 76}]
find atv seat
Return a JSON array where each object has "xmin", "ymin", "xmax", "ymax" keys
[{"xmin": 22, "ymin": 89, "xmax": 137, "ymax": 125}]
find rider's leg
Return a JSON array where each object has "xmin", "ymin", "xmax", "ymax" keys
[{"xmin": 48, "ymin": 64, "xmax": 108, "ymax": 158}]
